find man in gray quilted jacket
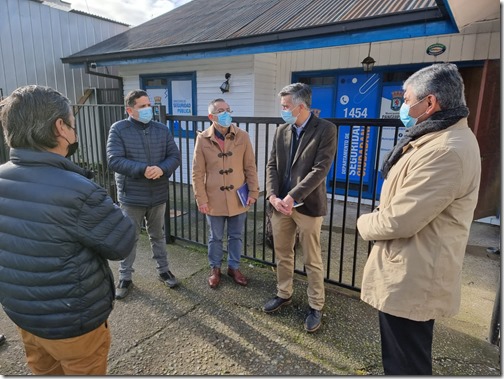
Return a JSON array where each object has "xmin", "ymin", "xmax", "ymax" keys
[{"xmin": 107, "ymin": 89, "xmax": 181, "ymax": 299}]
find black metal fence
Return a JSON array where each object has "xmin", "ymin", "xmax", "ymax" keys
[
  {"xmin": 165, "ymin": 115, "xmax": 404, "ymax": 292},
  {"xmin": 0, "ymin": 105, "xmax": 404, "ymax": 292}
]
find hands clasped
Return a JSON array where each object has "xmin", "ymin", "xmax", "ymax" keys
[
  {"xmin": 144, "ymin": 166, "xmax": 164, "ymax": 180},
  {"xmin": 270, "ymin": 194, "xmax": 295, "ymax": 216}
]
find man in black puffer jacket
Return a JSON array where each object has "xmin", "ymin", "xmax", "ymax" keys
[
  {"xmin": 107, "ymin": 89, "xmax": 181, "ymax": 299},
  {"xmin": 0, "ymin": 85, "xmax": 135, "ymax": 375}
]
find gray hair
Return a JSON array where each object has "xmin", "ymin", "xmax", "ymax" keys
[
  {"xmin": 208, "ymin": 98, "xmax": 227, "ymax": 114},
  {"xmin": 0, "ymin": 85, "xmax": 72, "ymax": 150},
  {"xmin": 278, "ymin": 83, "xmax": 312, "ymax": 109},
  {"xmin": 403, "ymin": 63, "xmax": 466, "ymax": 109}
]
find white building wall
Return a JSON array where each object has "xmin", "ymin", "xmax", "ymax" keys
[
  {"xmin": 120, "ymin": 55, "xmax": 257, "ymax": 116},
  {"xmin": 117, "ymin": 24, "xmax": 500, "ymax": 192},
  {"xmin": 0, "ymin": 0, "xmax": 128, "ymax": 102},
  {"xmin": 253, "ymin": 53, "xmax": 277, "ymax": 116},
  {"xmin": 120, "ymin": 55, "xmax": 266, "ymax": 189},
  {"xmin": 250, "ymin": 53, "xmax": 278, "ymax": 189}
]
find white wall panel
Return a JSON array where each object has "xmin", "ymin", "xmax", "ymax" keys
[
  {"xmin": 338, "ymin": 46, "xmax": 350, "ymax": 68},
  {"xmin": 278, "ymin": 52, "xmax": 293, "ymax": 87},
  {"xmin": 388, "ymin": 40, "xmax": 402, "ymax": 65},
  {"xmin": 460, "ymin": 34, "xmax": 478, "ymax": 61},
  {"xmin": 329, "ymin": 48, "xmax": 341, "ymax": 69},
  {"xmin": 347, "ymin": 45, "xmax": 361, "ymax": 69},
  {"xmin": 252, "ymin": 53, "xmax": 278, "ymax": 189},
  {"xmin": 376, "ymin": 42, "xmax": 391, "ymax": 66},
  {"xmin": 312, "ymin": 48, "xmax": 324, "ymax": 70},
  {"xmin": 400, "ymin": 39, "xmax": 415, "ymax": 64},
  {"xmin": 488, "ymin": 32, "xmax": 500, "ymax": 59},
  {"xmin": 309, "ymin": 48, "xmax": 319, "ymax": 70},
  {"xmin": 447, "ymin": 35, "xmax": 464, "ymax": 62},
  {"xmin": 412, "ymin": 38, "xmax": 427, "ymax": 63},
  {"xmin": 253, "ymin": 53, "xmax": 277, "ymax": 116},
  {"xmin": 321, "ymin": 48, "xmax": 332, "ymax": 70},
  {"xmin": 474, "ymin": 33, "xmax": 492, "ymax": 60}
]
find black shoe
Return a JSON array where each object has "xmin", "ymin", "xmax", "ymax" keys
[
  {"xmin": 304, "ymin": 307, "xmax": 322, "ymax": 333},
  {"xmin": 159, "ymin": 271, "xmax": 179, "ymax": 288},
  {"xmin": 115, "ymin": 280, "xmax": 132, "ymax": 300},
  {"xmin": 0, "ymin": 335, "xmax": 5, "ymax": 346},
  {"xmin": 263, "ymin": 296, "xmax": 292, "ymax": 313}
]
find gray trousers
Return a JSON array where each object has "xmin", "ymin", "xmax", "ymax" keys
[{"xmin": 119, "ymin": 203, "xmax": 169, "ymax": 281}]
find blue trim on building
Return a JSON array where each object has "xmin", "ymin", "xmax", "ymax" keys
[
  {"xmin": 440, "ymin": 0, "xmax": 460, "ymax": 33},
  {"xmin": 91, "ymin": 20, "xmax": 457, "ymax": 67}
]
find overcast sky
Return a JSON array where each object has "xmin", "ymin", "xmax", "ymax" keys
[{"xmin": 69, "ymin": 0, "xmax": 192, "ymax": 27}]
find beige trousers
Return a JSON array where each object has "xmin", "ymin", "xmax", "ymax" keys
[
  {"xmin": 19, "ymin": 321, "xmax": 111, "ymax": 375},
  {"xmin": 271, "ymin": 209, "xmax": 325, "ymax": 310}
]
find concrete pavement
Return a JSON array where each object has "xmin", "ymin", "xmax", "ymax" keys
[{"xmin": 0, "ymin": 222, "xmax": 500, "ymax": 375}]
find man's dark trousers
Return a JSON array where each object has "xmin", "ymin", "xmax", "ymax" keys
[{"xmin": 379, "ymin": 311, "xmax": 435, "ymax": 375}]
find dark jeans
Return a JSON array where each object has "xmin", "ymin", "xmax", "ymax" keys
[
  {"xmin": 379, "ymin": 311, "xmax": 435, "ymax": 375},
  {"xmin": 206, "ymin": 213, "xmax": 246, "ymax": 270}
]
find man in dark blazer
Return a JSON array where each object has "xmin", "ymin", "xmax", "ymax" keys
[{"xmin": 264, "ymin": 82, "xmax": 337, "ymax": 332}]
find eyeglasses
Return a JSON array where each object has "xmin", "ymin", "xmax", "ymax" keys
[{"xmin": 211, "ymin": 109, "xmax": 233, "ymax": 115}]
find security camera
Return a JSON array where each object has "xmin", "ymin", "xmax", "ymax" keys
[{"xmin": 90, "ymin": 62, "xmax": 97, "ymax": 69}]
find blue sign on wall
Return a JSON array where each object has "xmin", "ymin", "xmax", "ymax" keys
[
  {"xmin": 328, "ymin": 73, "xmax": 380, "ymax": 197},
  {"xmin": 311, "ymin": 85, "xmax": 335, "ymax": 118}
]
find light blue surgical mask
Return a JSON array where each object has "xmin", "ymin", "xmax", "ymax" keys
[
  {"xmin": 217, "ymin": 111, "xmax": 232, "ymax": 128},
  {"xmin": 281, "ymin": 105, "xmax": 299, "ymax": 124},
  {"xmin": 399, "ymin": 98, "xmax": 426, "ymax": 128},
  {"xmin": 137, "ymin": 107, "xmax": 153, "ymax": 124},
  {"xmin": 399, "ymin": 103, "xmax": 417, "ymax": 128}
]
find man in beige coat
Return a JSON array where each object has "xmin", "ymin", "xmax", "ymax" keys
[
  {"xmin": 357, "ymin": 63, "xmax": 481, "ymax": 375},
  {"xmin": 192, "ymin": 98, "xmax": 259, "ymax": 289}
]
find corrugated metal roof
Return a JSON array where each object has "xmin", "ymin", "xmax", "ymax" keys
[{"xmin": 63, "ymin": 0, "xmax": 441, "ymax": 63}]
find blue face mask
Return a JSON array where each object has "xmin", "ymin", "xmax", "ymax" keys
[
  {"xmin": 137, "ymin": 107, "xmax": 153, "ymax": 124},
  {"xmin": 399, "ymin": 98, "xmax": 426, "ymax": 128},
  {"xmin": 217, "ymin": 111, "xmax": 232, "ymax": 128},
  {"xmin": 399, "ymin": 103, "xmax": 417, "ymax": 128},
  {"xmin": 281, "ymin": 105, "xmax": 299, "ymax": 124}
]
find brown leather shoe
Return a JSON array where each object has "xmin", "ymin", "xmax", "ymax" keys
[
  {"xmin": 208, "ymin": 267, "xmax": 221, "ymax": 288},
  {"xmin": 227, "ymin": 267, "xmax": 248, "ymax": 286}
]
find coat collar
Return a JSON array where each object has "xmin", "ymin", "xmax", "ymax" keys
[
  {"xmin": 199, "ymin": 123, "xmax": 239, "ymax": 142},
  {"xmin": 9, "ymin": 148, "xmax": 93, "ymax": 178},
  {"xmin": 408, "ymin": 118, "xmax": 468, "ymax": 151}
]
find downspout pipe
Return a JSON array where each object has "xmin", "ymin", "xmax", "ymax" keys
[{"xmin": 85, "ymin": 63, "xmax": 124, "ymax": 103}]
